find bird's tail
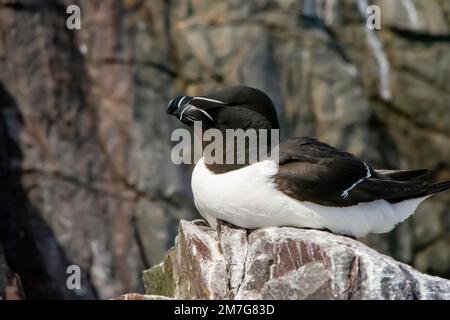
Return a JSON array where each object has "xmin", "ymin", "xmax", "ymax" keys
[
  {"xmin": 391, "ymin": 180, "xmax": 450, "ymax": 223},
  {"xmin": 426, "ymin": 180, "xmax": 450, "ymax": 196}
]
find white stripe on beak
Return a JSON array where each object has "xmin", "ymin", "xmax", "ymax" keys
[
  {"xmin": 179, "ymin": 104, "xmax": 214, "ymax": 122},
  {"xmin": 178, "ymin": 96, "xmax": 187, "ymax": 108},
  {"xmin": 197, "ymin": 108, "xmax": 214, "ymax": 122}
]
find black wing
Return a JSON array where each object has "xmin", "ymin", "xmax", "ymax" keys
[
  {"xmin": 274, "ymin": 137, "xmax": 429, "ymax": 207},
  {"xmin": 374, "ymin": 169, "xmax": 428, "ymax": 181}
]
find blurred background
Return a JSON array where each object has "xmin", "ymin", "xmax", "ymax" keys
[{"xmin": 0, "ymin": 0, "xmax": 449, "ymax": 299}]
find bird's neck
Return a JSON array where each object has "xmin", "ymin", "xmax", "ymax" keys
[{"xmin": 202, "ymin": 127, "xmax": 279, "ymax": 174}]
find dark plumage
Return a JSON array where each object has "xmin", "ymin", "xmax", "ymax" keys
[
  {"xmin": 274, "ymin": 137, "xmax": 434, "ymax": 207},
  {"xmin": 166, "ymin": 85, "xmax": 450, "ymax": 236}
]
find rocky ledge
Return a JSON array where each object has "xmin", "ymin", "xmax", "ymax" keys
[{"xmin": 143, "ymin": 220, "xmax": 450, "ymax": 300}]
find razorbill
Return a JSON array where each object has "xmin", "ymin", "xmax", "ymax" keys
[{"xmin": 167, "ymin": 86, "xmax": 450, "ymax": 237}]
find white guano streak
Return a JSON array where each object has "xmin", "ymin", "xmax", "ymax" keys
[
  {"xmin": 356, "ymin": 0, "xmax": 392, "ymax": 101},
  {"xmin": 341, "ymin": 162, "xmax": 371, "ymax": 199},
  {"xmin": 315, "ymin": 0, "xmax": 335, "ymax": 25},
  {"xmin": 402, "ymin": 0, "xmax": 421, "ymax": 30}
]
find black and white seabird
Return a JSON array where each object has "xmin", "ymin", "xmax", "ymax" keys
[{"xmin": 167, "ymin": 86, "xmax": 450, "ymax": 238}]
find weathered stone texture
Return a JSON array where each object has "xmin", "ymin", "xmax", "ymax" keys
[
  {"xmin": 0, "ymin": 0, "xmax": 449, "ymax": 298},
  {"xmin": 144, "ymin": 220, "xmax": 450, "ymax": 300}
]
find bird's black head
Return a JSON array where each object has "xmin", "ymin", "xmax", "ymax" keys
[{"xmin": 167, "ymin": 86, "xmax": 280, "ymax": 131}]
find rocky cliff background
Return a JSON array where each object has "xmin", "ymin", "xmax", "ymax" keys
[{"xmin": 0, "ymin": 0, "xmax": 449, "ymax": 299}]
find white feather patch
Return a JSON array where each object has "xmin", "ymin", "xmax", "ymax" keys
[{"xmin": 191, "ymin": 158, "xmax": 424, "ymax": 237}]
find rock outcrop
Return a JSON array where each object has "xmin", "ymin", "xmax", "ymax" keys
[
  {"xmin": 1, "ymin": 0, "xmax": 449, "ymax": 299},
  {"xmin": 143, "ymin": 220, "xmax": 450, "ymax": 300},
  {"xmin": 114, "ymin": 293, "xmax": 171, "ymax": 300}
]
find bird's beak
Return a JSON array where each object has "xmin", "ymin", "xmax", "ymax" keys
[{"xmin": 167, "ymin": 96, "xmax": 193, "ymax": 119}]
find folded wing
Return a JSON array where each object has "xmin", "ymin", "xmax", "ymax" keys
[{"xmin": 274, "ymin": 137, "xmax": 429, "ymax": 207}]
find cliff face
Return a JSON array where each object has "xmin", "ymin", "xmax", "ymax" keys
[
  {"xmin": 0, "ymin": 0, "xmax": 449, "ymax": 299},
  {"xmin": 143, "ymin": 220, "xmax": 450, "ymax": 300}
]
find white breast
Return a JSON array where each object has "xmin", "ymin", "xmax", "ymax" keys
[{"xmin": 191, "ymin": 158, "xmax": 425, "ymax": 237}]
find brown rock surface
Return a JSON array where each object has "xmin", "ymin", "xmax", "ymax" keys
[
  {"xmin": 0, "ymin": 0, "xmax": 449, "ymax": 299},
  {"xmin": 144, "ymin": 220, "xmax": 450, "ymax": 300}
]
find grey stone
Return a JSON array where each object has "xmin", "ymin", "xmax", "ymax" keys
[
  {"xmin": 144, "ymin": 220, "xmax": 450, "ymax": 300},
  {"xmin": 1, "ymin": 0, "xmax": 449, "ymax": 299}
]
